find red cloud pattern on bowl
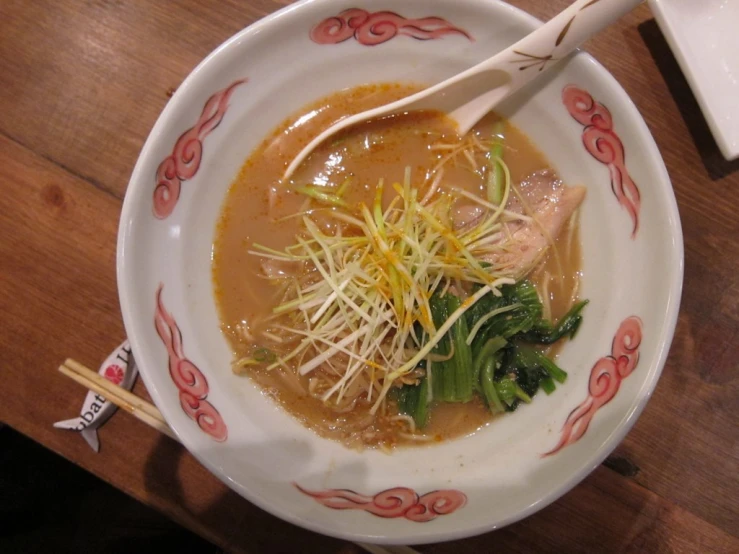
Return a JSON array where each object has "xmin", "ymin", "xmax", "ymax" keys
[
  {"xmin": 310, "ymin": 9, "xmax": 472, "ymax": 46},
  {"xmin": 562, "ymin": 85, "xmax": 641, "ymax": 237},
  {"xmin": 154, "ymin": 284, "xmax": 228, "ymax": 441},
  {"xmin": 544, "ymin": 316, "xmax": 643, "ymax": 457},
  {"xmin": 295, "ymin": 484, "xmax": 467, "ymax": 522},
  {"xmin": 153, "ymin": 79, "xmax": 246, "ymax": 219}
]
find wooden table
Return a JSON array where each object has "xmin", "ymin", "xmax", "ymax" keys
[{"xmin": 1, "ymin": 1, "xmax": 737, "ymax": 551}]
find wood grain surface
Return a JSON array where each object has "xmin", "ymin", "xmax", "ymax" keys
[{"xmin": 1, "ymin": 0, "xmax": 737, "ymax": 552}]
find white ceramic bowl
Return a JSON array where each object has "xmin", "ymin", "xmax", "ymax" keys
[{"xmin": 118, "ymin": 0, "xmax": 683, "ymax": 544}]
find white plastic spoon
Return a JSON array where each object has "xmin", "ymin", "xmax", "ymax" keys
[{"xmin": 284, "ymin": 0, "xmax": 642, "ymax": 180}]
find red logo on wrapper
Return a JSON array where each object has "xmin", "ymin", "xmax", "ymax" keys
[{"xmin": 104, "ymin": 364, "xmax": 124, "ymax": 385}]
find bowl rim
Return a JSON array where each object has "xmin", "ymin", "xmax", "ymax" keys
[{"xmin": 117, "ymin": 0, "xmax": 684, "ymax": 544}]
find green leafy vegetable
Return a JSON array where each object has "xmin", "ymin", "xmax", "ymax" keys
[
  {"xmin": 407, "ymin": 284, "xmax": 585, "ymax": 421},
  {"xmin": 253, "ymin": 347, "xmax": 276, "ymax": 363},
  {"xmin": 540, "ymin": 376, "xmax": 556, "ymax": 395},
  {"xmin": 494, "ymin": 377, "xmax": 517, "ymax": 407},
  {"xmin": 397, "ymin": 371, "xmax": 430, "ymax": 428},
  {"xmin": 536, "ymin": 351, "xmax": 569, "ymax": 384},
  {"xmin": 480, "ymin": 351, "xmax": 505, "ymax": 413},
  {"xmin": 512, "ymin": 345, "xmax": 568, "ymax": 384},
  {"xmin": 467, "ymin": 280, "xmax": 543, "ymax": 357},
  {"xmin": 522, "ymin": 300, "xmax": 589, "ymax": 344},
  {"xmin": 430, "ymin": 293, "xmax": 474, "ymax": 403},
  {"xmin": 514, "ymin": 382, "xmax": 533, "ymax": 403},
  {"xmin": 473, "ymin": 336, "xmax": 508, "ymax": 386}
]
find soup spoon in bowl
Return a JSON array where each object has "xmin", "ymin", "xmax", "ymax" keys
[{"xmin": 283, "ymin": 0, "xmax": 642, "ymax": 180}]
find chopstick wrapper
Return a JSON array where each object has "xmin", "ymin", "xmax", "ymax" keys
[{"xmin": 54, "ymin": 341, "xmax": 138, "ymax": 451}]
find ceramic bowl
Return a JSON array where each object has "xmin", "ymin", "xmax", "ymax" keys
[{"xmin": 117, "ymin": 0, "xmax": 683, "ymax": 544}]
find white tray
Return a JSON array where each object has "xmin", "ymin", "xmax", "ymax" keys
[{"xmin": 649, "ymin": 0, "xmax": 739, "ymax": 160}]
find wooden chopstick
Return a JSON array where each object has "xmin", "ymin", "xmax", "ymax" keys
[
  {"xmin": 58, "ymin": 359, "xmax": 177, "ymax": 440},
  {"xmin": 58, "ymin": 357, "xmax": 420, "ymax": 554}
]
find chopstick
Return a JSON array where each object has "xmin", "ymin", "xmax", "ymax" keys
[
  {"xmin": 58, "ymin": 358, "xmax": 421, "ymax": 554},
  {"xmin": 58, "ymin": 359, "xmax": 177, "ymax": 440}
]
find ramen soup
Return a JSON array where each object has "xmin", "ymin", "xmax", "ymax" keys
[{"xmin": 213, "ymin": 83, "xmax": 585, "ymax": 450}]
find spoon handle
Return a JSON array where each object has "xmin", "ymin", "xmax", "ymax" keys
[
  {"xmin": 448, "ymin": 0, "xmax": 643, "ymax": 133},
  {"xmin": 511, "ymin": 0, "xmax": 643, "ymax": 63}
]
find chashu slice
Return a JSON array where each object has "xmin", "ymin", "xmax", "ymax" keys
[{"xmin": 453, "ymin": 169, "xmax": 586, "ymax": 278}]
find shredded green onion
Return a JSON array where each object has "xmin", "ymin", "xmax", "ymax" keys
[
  {"xmin": 487, "ymin": 121, "xmax": 505, "ymax": 205},
  {"xmin": 336, "ymin": 176, "xmax": 353, "ymax": 197},
  {"xmin": 295, "ymin": 185, "xmax": 348, "ymax": 207}
]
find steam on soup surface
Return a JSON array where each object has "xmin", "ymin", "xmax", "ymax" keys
[{"xmin": 213, "ymin": 83, "xmax": 585, "ymax": 450}]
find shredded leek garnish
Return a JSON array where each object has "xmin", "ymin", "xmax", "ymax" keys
[
  {"xmin": 295, "ymin": 185, "xmax": 347, "ymax": 207},
  {"xmin": 487, "ymin": 121, "xmax": 506, "ymax": 204},
  {"xmin": 248, "ymin": 162, "xmax": 523, "ymax": 413}
]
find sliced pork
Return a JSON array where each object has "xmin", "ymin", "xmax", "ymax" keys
[{"xmin": 453, "ymin": 169, "xmax": 585, "ymax": 278}]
